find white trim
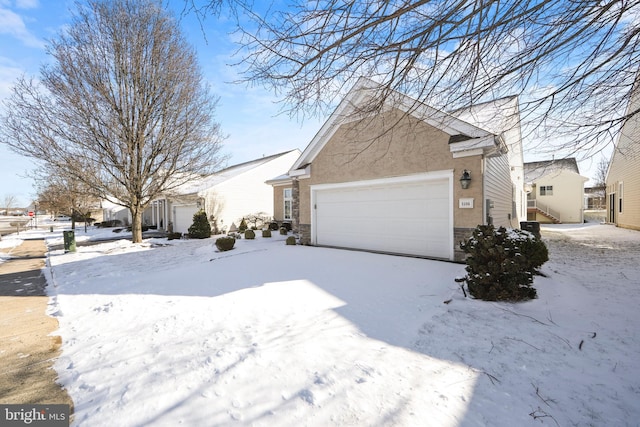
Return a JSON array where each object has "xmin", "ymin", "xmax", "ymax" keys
[
  {"xmin": 310, "ymin": 170, "xmax": 454, "ymax": 260},
  {"xmin": 311, "ymin": 170, "xmax": 453, "ymax": 192}
]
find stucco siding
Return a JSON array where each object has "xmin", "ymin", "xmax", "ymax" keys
[
  {"xmin": 271, "ymin": 183, "xmax": 292, "ymax": 223},
  {"xmin": 298, "ymin": 108, "xmax": 485, "ymax": 229}
]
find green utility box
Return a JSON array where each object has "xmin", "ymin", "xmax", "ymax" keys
[{"xmin": 63, "ymin": 230, "xmax": 76, "ymax": 253}]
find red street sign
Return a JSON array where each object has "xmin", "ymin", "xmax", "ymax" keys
[{"xmin": 28, "ymin": 211, "xmax": 34, "ymax": 217}]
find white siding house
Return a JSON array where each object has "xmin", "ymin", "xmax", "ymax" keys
[
  {"xmin": 146, "ymin": 150, "xmax": 301, "ymax": 235},
  {"xmin": 524, "ymin": 158, "xmax": 589, "ymax": 224}
]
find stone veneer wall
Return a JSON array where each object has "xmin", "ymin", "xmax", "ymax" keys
[
  {"xmin": 291, "ymin": 179, "xmax": 300, "ymax": 232},
  {"xmin": 453, "ymin": 227, "xmax": 476, "ymax": 262},
  {"xmin": 298, "ymin": 224, "xmax": 311, "ymax": 245}
]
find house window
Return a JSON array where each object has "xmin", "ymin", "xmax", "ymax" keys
[
  {"xmin": 540, "ymin": 185, "xmax": 553, "ymax": 196},
  {"xmin": 618, "ymin": 182, "xmax": 623, "ymax": 214},
  {"xmin": 283, "ymin": 188, "xmax": 292, "ymax": 220}
]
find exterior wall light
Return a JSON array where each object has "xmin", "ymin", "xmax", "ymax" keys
[{"xmin": 460, "ymin": 170, "xmax": 471, "ymax": 189}]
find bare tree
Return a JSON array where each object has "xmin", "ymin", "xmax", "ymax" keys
[
  {"xmin": 0, "ymin": 0, "xmax": 225, "ymax": 243},
  {"xmin": 189, "ymin": 0, "xmax": 639, "ymax": 159},
  {"xmin": 2, "ymin": 195, "xmax": 17, "ymax": 215},
  {"xmin": 593, "ymin": 157, "xmax": 609, "ymax": 187},
  {"xmin": 35, "ymin": 167, "xmax": 102, "ymax": 231}
]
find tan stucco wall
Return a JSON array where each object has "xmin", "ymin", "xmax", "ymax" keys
[
  {"xmin": 271, "ymin": 183, "xmax": 290, "ymax": 222},
  {"xmin": 298, "ymin": 108, "xmax": 484, "ymax": 228}
]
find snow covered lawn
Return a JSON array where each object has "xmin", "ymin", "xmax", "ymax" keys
[{"xmin": 39, "ymin": 224, "xmax": 639, "ymax": 426}]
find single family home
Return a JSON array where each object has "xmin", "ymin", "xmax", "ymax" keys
[
  {"xmin": 269, "ymin": 78, "xmax": 526, "ymax": 262},
  {"xmin": 606, "ymin": 74, "xmax": 640, "ymax": 230},
  {"xmin": 524, "ymin": 158, "xmax": 589, "ymax": 224},
  {"xmin": 146, "ymin": 150, "xmax": 301, "ymax": 235}
]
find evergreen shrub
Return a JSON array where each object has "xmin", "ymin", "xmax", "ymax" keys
[
  {"xmin": 285, "ymin": 236, "xmax": 296, "ymax": 245},
  {"xmin": 188, "ymin": 210, "xmax": 211, "ymax": 239},
  {"xmin": 238, "ymin": 218, "xmax": 248, "ymax": 232},
  {"xmin": 279, "ymin": 227, "xmax": 288, "ymax": 235},
  {"xmin": 244, "ymin": 229, "xmax": 255, "ymax": 239},
  {"xmin": 269, "ymin": 222, "xmax": 280, "ymax": 231},
  {"xmin": 459, "ymin": 224, "xmax": 548, "ymax": 301},
  {"xmin": 215, "ymin": 236, "xmax": 236, "ymax": 251},
  {"xmin": 262, "ymin": 229, "xmax": 272, "ymax": 237}
]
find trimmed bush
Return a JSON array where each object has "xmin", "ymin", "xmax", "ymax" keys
[
  {"xmin": 167, "ymin": 232, "xmax": 182, "ymax": 240},
  {"xmin": 244, "ymin": 229, "xmax": 255, "ymax": 239},
  {"xmin": 188, "ymin": 210, "xmax": 211, "ymax": 239},
  {"xmin": 262, "ymin": 229, "xmax": 272, "ymax": 238},
  {"xmin": 269, "ymin": 222, "xmax": 280, "ymax": 231},
  {"xmin": 215, "ymin": 236, "xmax": 236, "ymax": 251},
  {"xmin": 280, "ymin": 222, "xmax": 292, "ymax": 231},
  {"xmin": 238, "ymin": 218, "xmax": 248, "ymax": 232},
  {"xmin": 285, "ymin": 236, "xmax": 296, "ymax": 245},
  {"xmin": 279, "ymin": 227, "xmax": 288, "ymax": 235},
  {"xmin": 459, "ymin": 224, "xmax": 548, "ymax": 302}
]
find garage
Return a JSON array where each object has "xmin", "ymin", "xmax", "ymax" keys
[
  {"xmin": 311, "ymin": 173, "xmax": 453, "ymax": 259},
  {"xmin": 172, "ymin": 204, "xmax": 198, "ymax": 234}
]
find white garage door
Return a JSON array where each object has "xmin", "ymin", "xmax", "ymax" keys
[
  {"xmin": 173, "ymin": 204, "xmax": 197, "ymax": 234},
  {"xmin": 312, "ymin": 175, "xmax": 452, "ymax": 259}
]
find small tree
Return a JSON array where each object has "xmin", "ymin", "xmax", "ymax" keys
[
  {"xmin": 459, "ymin": 225, "xmax": 548, "ymax": 302},
  {"xmin": 238, "ymin": 218, "xmax": 248, "ymax": 232},
  {"xmin": 188, "ymin": 210, "xmax": 211, "ymax": 239}
]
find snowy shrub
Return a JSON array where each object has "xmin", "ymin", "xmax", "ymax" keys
[
  {"xmin": 188, "ymin": 210, "xmax": 211, "ymax": 239},
  {"xmin": 262, "ymin": 229, "xmax": 272, "ymax": 237},
  {"xmin": 281, "ymin": 222, "xmax": 292, "ymax": 231},
  {"xmin": 167, "ymin": 232, "xmax": 182, "ymax": 240},
  {"xmin": 517, "ymin": 232, "xmax": 549, "ymax": 272},
  {"xmin": 286, "ymin": 236, "xmax": 296, "ymax": 245},
  {"xmin": 279, "ymin": 227, "xmax": 288, "ymax": 235},
  {"xmin": 269, "ymin": 222, "xmax": 280, "ymax": 231},
  {"xmin": 459, "ymin": 224, "xmax": 548, "ymax": 301},
  {"xmin": 215, "ymin": 236, "xmax": 235, "ymax": 251},
  {"xmin": 244, "ymin": 229, "xmax": 255, "ymax": 239}
]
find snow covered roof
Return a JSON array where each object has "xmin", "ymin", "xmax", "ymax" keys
[
  {"xmin": 449, "ymin": 96, "xmax": 520, "ymax": 136},
  {"xmin": 524, "ymin": 158, "xmax": 581, "ymax": 182},
  {"xmin": 174, "ymin": 150, "xmax": 300, "ymax": 195}
]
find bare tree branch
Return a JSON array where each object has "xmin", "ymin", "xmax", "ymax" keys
[
  {"xmin": 0, "ymin": 0, "xmax": 226, "ymax": 243},
  {"xmin": 191, "ymin": 0, "xmax": 640, "ymax": 160}
]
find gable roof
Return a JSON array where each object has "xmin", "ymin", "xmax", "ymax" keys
[
  {"xmin": 175, "ymin": 149, "xmax": 300, "ymax": 195},
  {"xmin": 450, "ymin": 96, "xmax": 520, "ymax": 134},
  {"xmin": 290, "ymin": 77, "xmax": 499, "ymax": 172},
  {"xmin": 524, "ymin": 158, "xmax": 580, "ymax": 182}
]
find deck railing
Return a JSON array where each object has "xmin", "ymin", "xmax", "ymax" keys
[{"xmin": 527, "ymin": 200, "xmax": 561, "ymax": 222}]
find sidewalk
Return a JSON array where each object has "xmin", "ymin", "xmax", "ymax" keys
[{"xmin": 0, "ymin": 239, "xmax": 74, "ymax": 409}]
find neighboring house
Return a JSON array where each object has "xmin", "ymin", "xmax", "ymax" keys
[
  {"xmin": 269, "ymin": 78, "xmax": 526, "ymax": 262},
  {"xmin": 146, "ymin": 150, "xmax": 301, "ymax": 235},
  {"xmin": 101, "ymin": 200, "xmax": 131, "ymax": 225},
  {"xmin": 524, "ymin": 158, "xmax": 589, "ymax": 224},
  {"xmin": 584, "ymin": 186, "xmax": 606, "ymax": 210},
  {"xmin": 606, "ymin": 75, "xmax": 640, "ymax": 230}
]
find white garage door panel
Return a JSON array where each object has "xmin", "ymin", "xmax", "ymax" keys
[
  {"xmin": 174, "ymin": 205, "xmax": 197, "ymax": 234},
  {"xmin": 314, "ymin": 178, "xmax": 451, "ymax": 258}
]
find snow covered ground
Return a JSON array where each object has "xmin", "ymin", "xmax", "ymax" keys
[{"xmin": 4, "ymin": 222, "xmax": 639, "ymax": 426}]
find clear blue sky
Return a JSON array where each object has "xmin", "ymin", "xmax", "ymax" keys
[
  {"xmin": 0, "ymin": 0, "xmax": 323, "ymax": 207},
  {"xmin": 1, "ymin": 0, "xmax": 605, "ymax": 208}
]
